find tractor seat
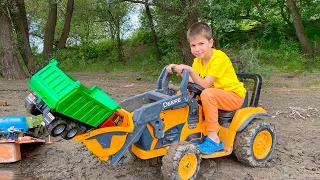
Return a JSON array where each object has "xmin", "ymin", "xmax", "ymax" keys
[{"xmin": 218, "ymin": 91, "xmax": 249, "ymax": 127}]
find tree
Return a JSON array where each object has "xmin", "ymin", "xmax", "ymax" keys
[
  {"xmin": 124, "ymin": 0, "xmax": 199, "ymax": 65},
  {"xmin": 8, "ymin": 0, "xmax": 37, "ymax": 75},
  {"xmin": 69, "ymin": 0, "xmax": 97, "ymax": 43},
  {"xmin": 97, "ymin": 0, "xmax": 131, "ymax": 64},
  {"xmin": 124, "ymin": 0, "xmax": 161, "ymax": 64},
  {"xmin": 181, "ymin": 0, "xmax": 200, "ymax": 65},
  {"xmin": 164, "ymin": 0, "xmax": 199, "ymax": 65},
  {"xmin": 57, "ymin": 0, "xmax": 74, "ymax": 49},
  {"xmin": 43, "ymin": 0, "xmax": 58, "ymax": 64},
  {"xmin": 151, "ymin": 0, "xmax": 199, "ymax": 65},
  {"xmin": 0, "ymin": 1, "xmax": 26, "ymax": 79},
  {"xmin": 316, "ymin": 40, "xmax": 320, "ymax": 52},
  {"xmin": 144, "ymin": 1, "xmax": 161, "ymax": 64},
  {"xmin": 286, "ymin": 0, "xmax": 314, "ymax": 55}
]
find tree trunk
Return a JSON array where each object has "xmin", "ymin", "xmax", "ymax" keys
[
  {"xmin": 0, "ymin": 3, "xmax": 26, "ymax": 79},
  {"xmin": 316, "ymin": 40, "xmax": 320, "ymax": 52},
  {"xmin": 106, "ymin": 8, "xmax": 124, "ymax": 64},
  {"xmin": 145, "ymin": 1, "xmax": 161, "ymax": 64},
  {"xmin": 9, "ymin": 0, "xmax": 37, "ymax": 75},
  {"xmin": 116, "ymin": 21, "xmax": 124, "ymax": 64},
  {"xmin": 124, "ymin": 0, "xmax": 197, "ymax": 65},
  {"xmin": 57, "ymin": 0, "xmax": 74, "ymax": 49},
  {"xmin": 43, "ymin": 0, "xmax": 58, "ymax": 65},
  {"xmin": 180, "ymin": 0, "xmax": 199, "ymax": 65},
  {"xmin": 213, "ymin": 38, "xmax": 221, "ymax": 49},
  {"xmin": 286, "ymin": 0, "xmax": 313, "ymax": 55},
  {"xmin": 209, "ymin": 19, "xmax": 221, "ymax": 49}
]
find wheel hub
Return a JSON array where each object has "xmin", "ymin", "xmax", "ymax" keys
[
  {"xmin": 67, "ymin": 128, "xmax": 78, "ymax": 138},
  {"xmin": 54, "ymin": 124, "xmax": 66, "ymax": 135},
  {"xmin": 253, "ymin": 130, "xmax": 272, "ymax": 159},
  {"xmin": 178, "ymin": 153, "xmax": 197, "ymax": 180}
]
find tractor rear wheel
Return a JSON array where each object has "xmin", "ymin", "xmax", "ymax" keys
[
  {"xmin": 61, "ymin": 122, "xmax": 79, "ymax": 140},
  {"xmin": 234, "ymin": 119, "xmax": 276, "ymax": 167},
  {"xmin": 161, "ymin": 141, "xmax": 201, "ymax": 180},
  {"xmin": 48, "ymin": 119, "xmax": 68, "ymax": 137}
]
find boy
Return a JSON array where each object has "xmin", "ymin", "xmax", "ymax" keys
[{"xmin": 166, "ymin": 22, "xmax": 246, "ymax": 154}]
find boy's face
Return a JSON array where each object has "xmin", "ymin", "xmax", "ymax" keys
[{"xmin": 189, "ymin": 35, "xmax": 214, "ymax": 60}]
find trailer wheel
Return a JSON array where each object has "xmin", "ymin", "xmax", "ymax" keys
[
  {"xmin": 234, "ymin": 119, "xmax": 276, "ymax": 167},
  {"xmin": 161, "ymin": 141, "xmax": 201, "ymax": 180},
  {"xmin": 48, "ymin": 119, "xmax": 68, "ymax": 137},
  {"xmin": 61, "ymin": 122, "xmax": 79, "ymax": 140}
]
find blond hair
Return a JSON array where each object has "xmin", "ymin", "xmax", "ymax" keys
[{"xmin": 187, "ymin": 22, "xmax": 213, "ymax": 41}]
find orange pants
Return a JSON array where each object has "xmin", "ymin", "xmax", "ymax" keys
[{"xmin": 200, "ymin": 88, "xmax": 244, "ymax": 132}]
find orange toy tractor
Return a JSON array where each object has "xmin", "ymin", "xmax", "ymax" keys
[{"xmin": 73, "ymin": 66, "xmax": 276, "ymax": 180}]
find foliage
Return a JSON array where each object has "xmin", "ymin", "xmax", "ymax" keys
[
  {"xmin": 231, "ymin": 46, "xmax": 262, "ymax": 74},
  {"xmin": 22, "ymin": 0, "xmax": 320, "ymax": 78}
]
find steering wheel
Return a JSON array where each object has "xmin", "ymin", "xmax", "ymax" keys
[
  {"xmin": 187, "ymin": 82, "xmax": 204, "ymax": 97},
  {"xmin": 156, "ymin": 66, "xmax": 189, "ymax": 96}
]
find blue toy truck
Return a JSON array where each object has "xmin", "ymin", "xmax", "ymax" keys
[{"xmin": 0, "ymin": 116, "xmax": 28, "ymax": 136}]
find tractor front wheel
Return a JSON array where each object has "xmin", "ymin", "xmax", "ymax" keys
[
  {"xmin": 234, "ymin": 119, "xmax": 276, "ymax": 167},
  {"xmin": 161, "ymin": 141, "xmax": 201, "ymax": 180}
]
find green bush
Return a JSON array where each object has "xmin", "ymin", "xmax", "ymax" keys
[
  {"xmin": 51, "ymin": 40, "xmax": 120, "ymax": 72},
  {"xmin": 231, "ymin": 47, "xmax": 262, "ymax": 74},
  {"xmin": 32, "ymin": 26, "xmax": 319, "ymax": 78},
  {"xmin": 128, "ymin": 30, "xmax": 152, "ymax": 44}
]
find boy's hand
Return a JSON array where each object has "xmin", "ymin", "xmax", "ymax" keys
[
  {"xmin": 175, "ymin": 64, "xmax": 192, "ymax": 76},
  {"xmin": 166, "ymin": 64, "xmax": 192, "ymax": 77},
  {"xmin": 166, "ymin": 64, "xmax": 177, "ymax": 74}
]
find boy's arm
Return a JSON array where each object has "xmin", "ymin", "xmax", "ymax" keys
[
  {"xmin": 189, "ymin": 76, "xmax": 194, "ymax": 82},
  {"xmin": 189, "ymin": 70, "xmax": 215, "ymax": 88},
  {"xmin": 175, "ymin": 64, "xmax": 215, "ymax": 88}
]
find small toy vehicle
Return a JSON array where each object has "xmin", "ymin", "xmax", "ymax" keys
[
  {"xmin": 0, "ymin": 116, "xmax": 28, "ymax": 136},
  {"xmin": 25, "ymin": 59, "xmax": 120, "ymax": 140}
]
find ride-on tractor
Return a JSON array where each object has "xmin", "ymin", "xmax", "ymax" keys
[{"xmin": 73, "ymin": 66, "xmax": 276, "ymax": 180}]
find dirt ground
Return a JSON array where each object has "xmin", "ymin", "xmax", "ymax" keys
[{"xmin": 0, "ymin": 72, "xmax": 319, "ymax": 180}]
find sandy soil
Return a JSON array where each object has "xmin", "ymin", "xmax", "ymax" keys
[{"xmin": 0, "ymin": 72, "xmax": 319, "ymax": 180}]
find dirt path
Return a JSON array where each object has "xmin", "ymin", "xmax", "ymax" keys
[{"xmin": 0, "ymin": 72, "xmax": 319, "ymax": 180}]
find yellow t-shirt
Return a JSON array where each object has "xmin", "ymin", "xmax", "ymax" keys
[{"xmin": 192, "ymin": 49, "xmax": 246, "ymax": 98}]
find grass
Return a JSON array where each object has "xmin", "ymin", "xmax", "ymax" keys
[{"xmin": 31, "ymin": 36, "xmax": 320, "ymax": 83}]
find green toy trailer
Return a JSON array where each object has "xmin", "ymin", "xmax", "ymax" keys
[{"xmin": 25, "ymin": 59, "xmax": 120, "ymax": 139}]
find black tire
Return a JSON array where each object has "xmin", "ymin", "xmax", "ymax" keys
[
  {"xmin": 234, "ymin": 119, "xmax": 276, "ymax": 167},
  {"xmin": 161, "ymin": 141, "xmax": 201, "ymax": 180},
  {"xmin": 35, "ymin": 125, "xmax": 47, "ymax": 138},
  {"xmin": 61, "ymin": 122, "xmax": 79, "ymax": 140},
  {"xmin": 38, "ymin": 125, "xmax": 48, "ymax": 138},
  {"xmin": 25, "ymin": 101, "xmax": 41, "ymax": 116},
  {"xmin": 26, "ymin": 128, "xmax": 39, "ymax": 138},
  {"xmin": 26, "ymin": 125, "xmax": 47, "ymax": 138},
  {"xmin": 48, "ymin": 119, "xmax": 68, "ymax": 137}
]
